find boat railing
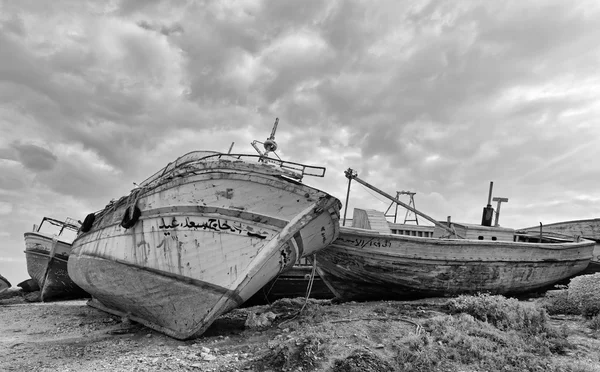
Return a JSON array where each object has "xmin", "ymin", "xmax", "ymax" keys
[
  {"xmin": 514, "ymin": 230, "xmax": 585, "ymax": 244},
  {"xmin": 139, "ymin": 151, "xmax": 326, "ymax": 187},
  {"xmin": 37, "ymin": 217, "xmax": 82, "ymax": 236}
]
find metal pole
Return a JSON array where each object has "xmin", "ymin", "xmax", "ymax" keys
[
  {"xmin": 394, "ymin": 192, "xmax": 399, "ymax": 223},
  {"xmin": 342, "ymin": 169, "xmax": 353, "ymax": 227},
  {"xmin": 495, "ymin": 202, "xmax": 501, "ymax": 226},
  {"xmin": 492, "ymin": 197, "xmax": 508, "ymax": 227},
  {"xmin": 345, "ymin": 168, "xmax": 463, "ymax": 238}
]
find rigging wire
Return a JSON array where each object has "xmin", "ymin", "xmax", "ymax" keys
[{"xmin": 356, "ymin": 181, "xmax": 397, "ymax": 208}]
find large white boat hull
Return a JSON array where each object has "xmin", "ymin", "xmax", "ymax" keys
[{"xmin": 68, "ymin": 155, "xmax": 340, "ymax": 339}]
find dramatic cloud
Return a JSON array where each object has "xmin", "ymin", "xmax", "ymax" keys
[
  {"xmin": 12, "ymin": 143, "xmax": 58, "ymax": 172},
  {"xmin": 1, "ymin": 0, "xmax": 600, "ymax": 283}
]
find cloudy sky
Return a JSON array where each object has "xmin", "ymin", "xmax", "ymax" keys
[{"xmin": 1, "ymin": 0, "xmax": 600, "ymax": 284}]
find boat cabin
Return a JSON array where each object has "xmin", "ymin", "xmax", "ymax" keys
[
  {"xmin": 433, "ymin": 222, "xmax": 516, "ymax": 242},
  {"xmin": 388, "ymin": 223, "xmax": 434, "ymax": 237},
  {"xmin": 351, "ymin": 208, "xmax": 435, "ymax": 237}
]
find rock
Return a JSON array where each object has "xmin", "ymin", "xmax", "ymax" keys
[{"xmin": 245, "ymin": 311, "xmax": 277, "ymax": 329}]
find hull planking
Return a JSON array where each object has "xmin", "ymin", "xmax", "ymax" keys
[
  {"xmin": 314, "ymin": 226, "xmax": 595, "ymax": 302},
  {"xmin": 68, "ymin": 154, "xmax": 341, "ymax": 339},
  {"xmin": 24, "ymin": 232, "xmax": 88, "ymax": 302}
]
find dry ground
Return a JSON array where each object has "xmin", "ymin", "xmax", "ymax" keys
[{"xmin": 1, "ymin": 293, "xmax": 599, "ymax": 372}]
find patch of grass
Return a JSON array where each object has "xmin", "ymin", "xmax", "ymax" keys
[
  {"xmin": 587, "ymin": 313, "xmax": 600, "ymax": 331},
  {"xmin": 332, "ymin": 349, "xmax": 395, "ymax": 372},
  {"xmin": 250, "ymin": 334, "xmax": 327, "ymax": 372},
  {"xmin": 541, "ymin": 288, "xmax": 581, "ymax": 315},
  {"xmin": 447, "ymin": 293, "xmax": 550, "ymax": 335},
  {"xmin": 391, "ymin": 313, "xmax": 591, "ymax": 372}
]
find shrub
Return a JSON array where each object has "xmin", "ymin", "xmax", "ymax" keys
[
  {"xmin": 447, "ymin": 293, "xmax": 550, "ymax": 335},
  {"xmin": 250, "ymin": 334, "xmax": 327, "ymax": 372},
  {"xmin": 392, "ymin": 313, "xmax": 586, "ymax": 372},
  {"xmin": 568, "ymin": 274, "xmax": 600, "ymax": 319},
  {"xmin": 333, "ymin": 350, "xmax": 395, "ymax": 372},
  {"xmin": 587, "ymin": 313, "xmax": 600, "ymax": 331},
  {"xmin": 541, "ymin": 289, "xmax": 581, "ymax": 315}
]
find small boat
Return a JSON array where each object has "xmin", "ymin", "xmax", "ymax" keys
[
  {"xmin": 17, "ymin": 278, "xmax": 40, "ymax": 293},
  {"xmin": 0, "ymin": 274, "xmax": 10, "ymax": 291},
  {"xmin": 24, "ymin": 217, "xmax": 88, "ymax": 301},
  {"xmin": 520, "ymin": 219, "xmax": 600, "ymax": 273},
  {"xmin": 521, "ymin": 218, "xmax": 600, "ymax": 242},
  {"xmin": 313, "ymin": 169, "xmax": 596, "ymax": 302},
  {"xmin": 68, "ymin": 120, "xmax": 342, "ymax": 339}
]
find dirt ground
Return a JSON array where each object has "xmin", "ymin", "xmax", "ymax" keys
[{"xmin": 1, "ymin": 292, "xmax": 599, "ymax": 372}]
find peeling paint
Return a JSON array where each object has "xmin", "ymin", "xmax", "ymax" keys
[{"xmin": 216, "ymin": 188, "xmax": 235, "ymax": 199}]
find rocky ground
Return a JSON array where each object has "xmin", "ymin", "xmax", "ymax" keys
[{"xmin": 1, "ymin": 291, "xmax": 599, "ymax": 372}]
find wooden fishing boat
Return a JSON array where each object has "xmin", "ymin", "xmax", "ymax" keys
[
  {"xmin": 67, "ymin": 121, "xmax": 342, "ymax": 340},
  {"xmin": 521, "ymin": 218, "xmax": 600, "ymax": 242},
  {"xmin": 17, "ymin": 278, "xmax": 40, "ymax": 293},
  {"xmin": 0, "ymin": 274, "xmax": 10, "ymax": 292},
  {"xmin": 521, "ymin": 219, "xmax": 600, "ymax": 274},
  {"xmin": 313, "ymin": 169, "xmax": 595, "ymax": 302},
  {"xmin": 24, "ymin": 217, "xmax": 88, "ymax": 301}
]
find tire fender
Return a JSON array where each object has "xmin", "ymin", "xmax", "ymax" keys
[
  {"xmin": 80, "ymin": 213, "xmax": 95, "ymax": 233},
  {"xmin": 121, "ymin": 206, "xmax": 141, "ymax": 229}
]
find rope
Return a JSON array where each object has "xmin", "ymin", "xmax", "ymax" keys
[
  {"xmin": 300, "ymin": 254, "xmax": 317, "ymax": 313},
  {"xmin": 277, "ymin": 254, "xmax": 318, "ymax": 327}
]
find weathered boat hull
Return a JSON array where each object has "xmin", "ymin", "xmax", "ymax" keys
[
  {"xmin": 522, "ymin": 218, "xmax": 600, "ymax": 241},
  {"xmin": 0, "ymin": 274, "xmax": 10, "ymax": 291},
  {"xmin": 314, "ymin": 226, "xmax": 595, "ymax": 302},
  {"xmin": 68, "ymin": 155, "xmax": 341, "ymax": 339},
  {"xmin": 17, "ymin": 278, "xmax": 40, "ymax": 292},
  {"xmin": 24, "ymin": 232, "xmax": 88, "ymax": 302}
]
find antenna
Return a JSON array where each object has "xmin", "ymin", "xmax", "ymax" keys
[{"xmin": 251, "ymin": 118, "xmax": 281, "ymax": 160}]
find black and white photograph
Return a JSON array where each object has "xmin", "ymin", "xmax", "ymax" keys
[{"xmin": 1, "ymin": 1, "xmax": 600, "ymax": 371}]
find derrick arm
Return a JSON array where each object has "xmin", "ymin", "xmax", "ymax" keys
[{"xmin": 344, "ymin": 168, "xmax": 464, "ymax": 238}]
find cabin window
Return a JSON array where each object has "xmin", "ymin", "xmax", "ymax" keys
[
  {"xmin": 491, "ymin": 237, "xmax": 497, "ymax": 241},
  {"xmin": 418, "ymin": 231, "xmax": 423, "ymax": 237},
  {"xmin": 478, "ymin": 236, "xmax": 484, "ymax": 240}
]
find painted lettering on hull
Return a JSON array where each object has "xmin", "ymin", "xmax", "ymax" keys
[
  {"xmin": 158, "ymin": 217, "xmax": 269, "ymax": 239},
  {"xmin": 337, "ymin": 237, "xmax": 392, "ymax": 248}
]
